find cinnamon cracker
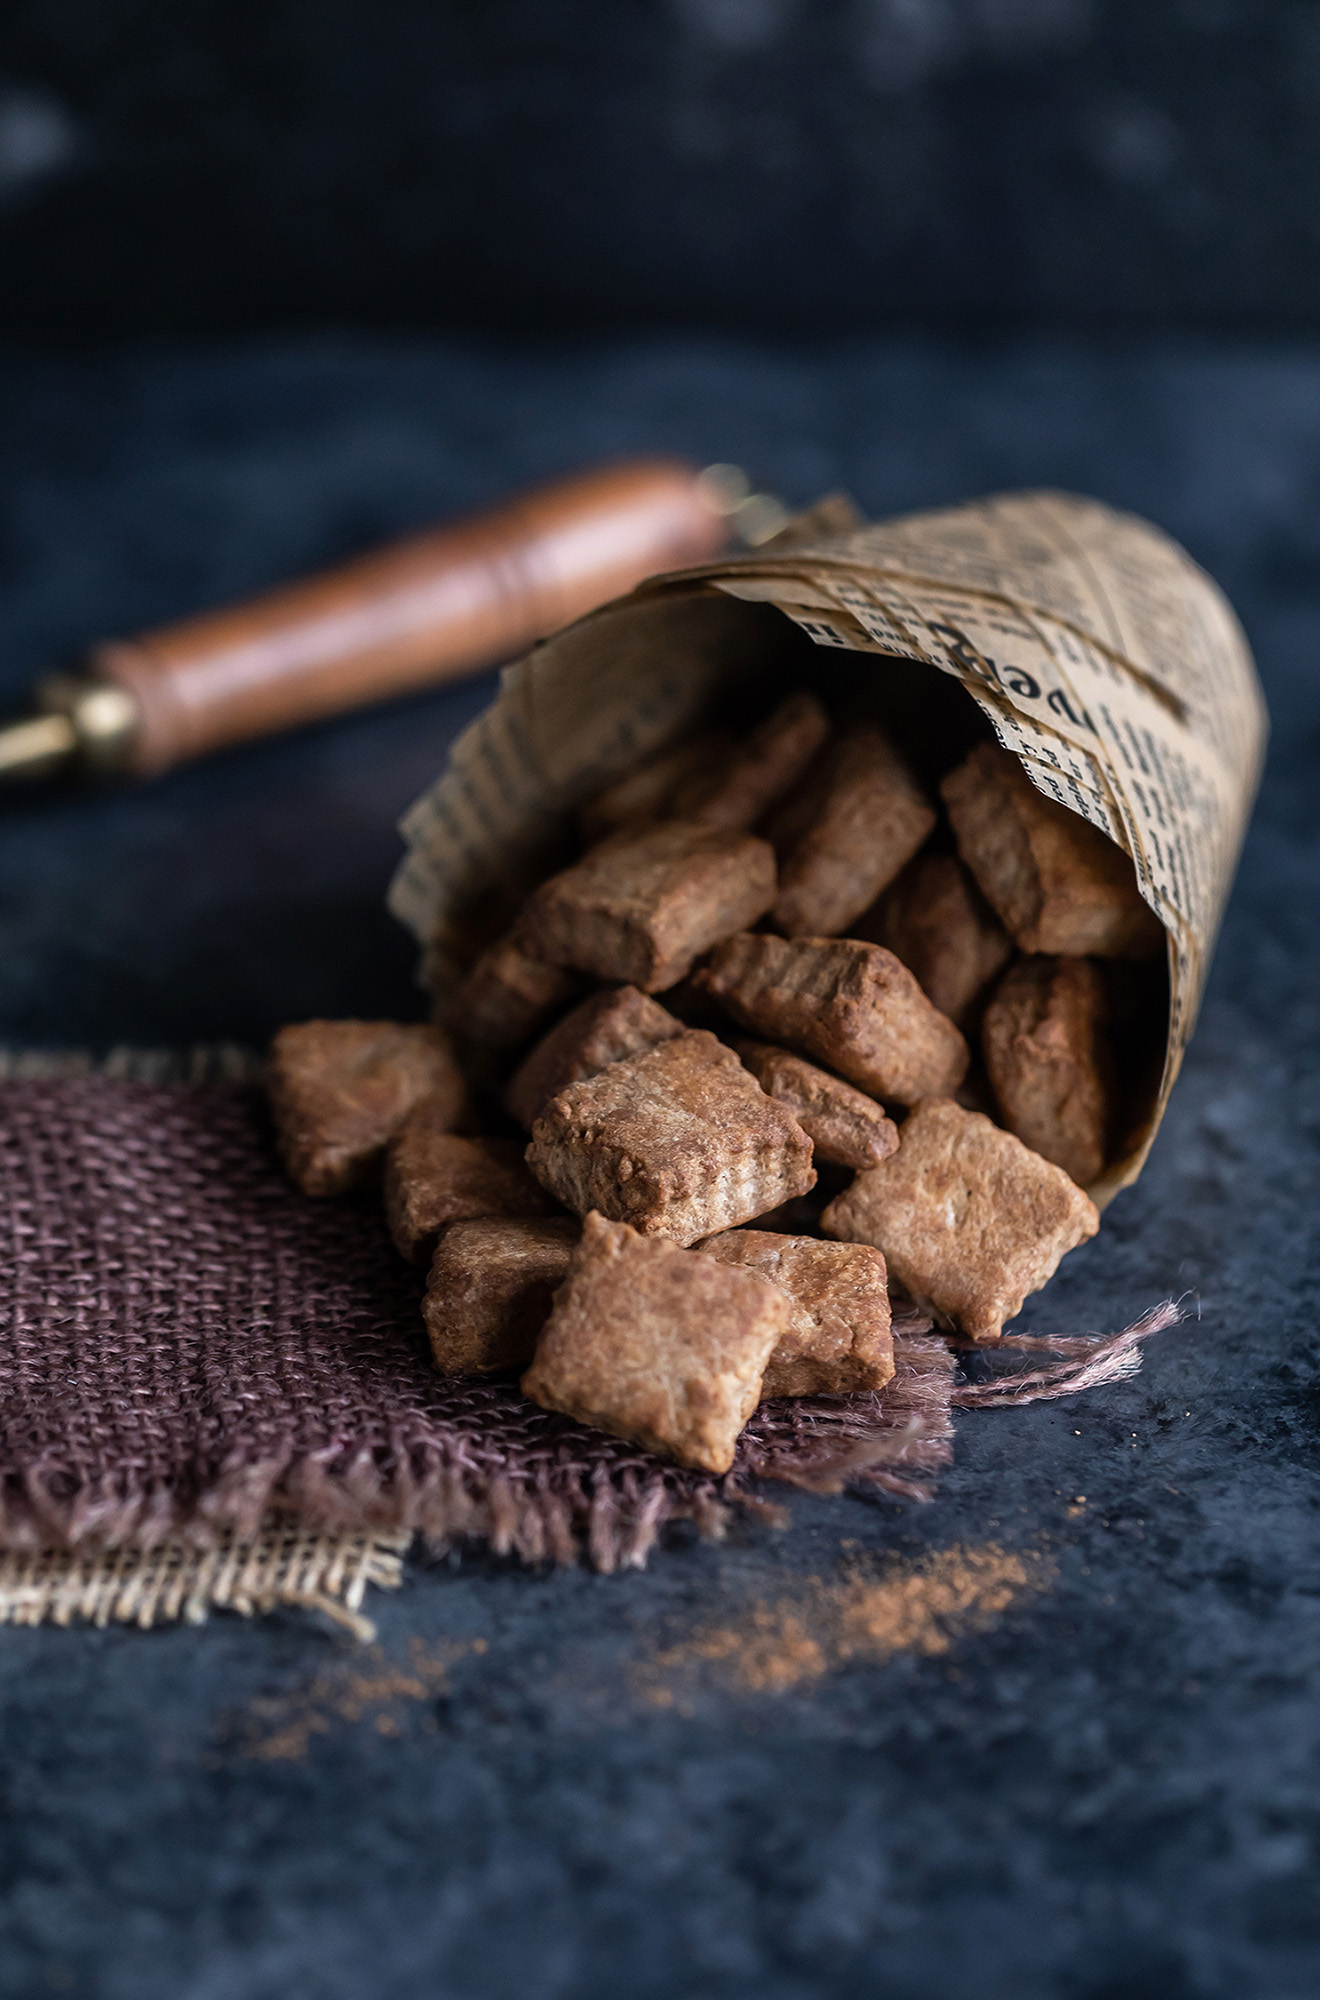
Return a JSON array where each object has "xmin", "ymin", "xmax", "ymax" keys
[
  {"xmin": 982, "ymin": 955, "xmax": 1112, "ymax": 1186},
  {"xmin": 770, "ymin": 723, "xmax": 936, "ymax": 937},
  {"xmin": 516, "ymin": 818, "xmax": 777, "ymax": 993},
  {"xmin": 673, "ymin": 691, "xmax": 830, "ymax": 831},
  {"xmin": 525, "ymin": 1028, "xmax": 816, "ymax": 1245},
  {"xmin": 424, "ymin": 1216, "xmax": 578, "ymax": 1376},
  {"xmin": 822, "ymin": 1096, "xmax": 1099, "ymax": 1342},
  {"xmin": 867, "ymin": 850, "xmax": 1012, "ymax": 1027},
  {"xmin": 269, "ymin": 1019, "xmax": 471, "ymax": 1198},
  {"xmin": 506, "ymin": 986, "xmax": 683, "ymax": 1130},
  {"xmin": 579, "ymin": 730, "xmax": 732, "ymax": 843},
  {"xmin": 941, "ymin": 743, "xmax": 1164, "ymax": 959},
  {"xmin": 697, "ymin": 933, "xmax": 968, "ymax": 1104},
  {"xmin": 449, "ymin": 932, "xmax": 580, "ymax": 1051},
  {"xmin": 697, "ymin": 1229, "xmax": 894, "ymax": 1398},
  {"xmin": 522, "ymin": 1211, "xmax": 792, "ymax": 1473},
  {"xmin": 385, "ymin": 1117, "xmax": 559, "ymax": 1264},
  {"xmin": 732, "ymin": 1039, "xmax": 899, "ymax": 1169}
]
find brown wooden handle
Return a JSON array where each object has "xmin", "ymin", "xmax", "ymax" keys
[{"xmin": 87, "ymin": 456, "xmax": 728, "ymax": 777}]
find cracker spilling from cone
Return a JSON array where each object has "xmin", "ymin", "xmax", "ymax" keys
[{"xmin": 269, "ymin": 688, "xmax": 1165, "ymax": 1474}]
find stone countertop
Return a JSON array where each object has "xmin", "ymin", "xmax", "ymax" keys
[{"xmin": 0, "ymin": 334, "xmax": 1315, "ymax": 2000}]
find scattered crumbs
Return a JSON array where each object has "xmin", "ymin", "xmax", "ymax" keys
[
  {"xmin": 629, "ymin": 1542, "xmax": 1053, "ymax": 1709},
  {"xmin": 221, "ymin": 1635, "xmax": 481, "ymax": 1762},
  {"xmin": 1074, "ymin": 1430, "xmax": 1082, "ymax": 1436}
]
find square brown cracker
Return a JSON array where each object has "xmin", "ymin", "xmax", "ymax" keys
[
  {"xmin": 448, "ymin": 932, "xmax": 580, "ymax": 1051},
  {"xmin": 866, "ymin": 850, "xmax": 1012, "ymax": 1027},
  {"xmin": 696, "ymin": 933, "xmax": 968, "ymax": 1104},
  {"xmin": 579, "ymin": 730, "xmax": 732, "ymax": 843},
  {"xmin": 697, "ymin": 1229, "xmax": 894, "ymax": 1399},
  {"xmin": 671, "ymin": 691, "xmax": 831, "ymax": 831},
  {"xmin": 505, "ymin": 987, "xmax": 683, "ymax": 1130},
  {"xmin": 981, "ymin": 956, "xmax": 1112, "ymax": 1187},
  {"xmin": 385, "ymin": 1117, "xmax": 560, "ymax": 1263},
  {"xmin": 516, "ymin": 818, "xmax": 777, "ymax": 993},
  {"xmin": 521, "ymin": 1211, "xmax": 792, "ymax": 1472},
  {"xmin": 770, "ymin": 723, "xmax": 937, "ymax": 937},
  {"xmin": 424, "ymin": 1217, "xmax": 578, "ymax": 1376},
  {"xmin": 732, "ymin": 1039, "xmax": 898, "ymax": 1169},
  {"xmin": 525, "ymin": 1028, "xmax": 816, "ymax": 1245},
  {"xmin": 821, "ymin": 1096, "xmax": 1099, "ymax": 1342},
  {"xmin": 269, "ymin": 1019, "xmax": 471, "ymax": 1198},
  {"xmin": 940, "ymin": 743, "xmax": 1164, "ymax": 958}
]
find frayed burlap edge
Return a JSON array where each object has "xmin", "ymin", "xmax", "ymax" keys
[
  {"xmin": 949, "ymin": 1299, "xmax": 1185, "ymax": 1407},
  {"xmin": 0, "ymin": 1325, "xmax": 952, "ymax": 1563},
  {"xmin": 0, "ymin": 1520, "xmax": 409, "ymax": 1641},
  {"xmin": 0, "ymin": 1308, "xmax": 1182, "ymax": 1638},
  {"xmin": 0, "ymin": 1309, "xmax": 1180, "ymax": 1565}
]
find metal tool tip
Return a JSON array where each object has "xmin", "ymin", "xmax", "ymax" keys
[{"xmin": 0, "ymin": 709, "xmax": 78, "ymax": 782}]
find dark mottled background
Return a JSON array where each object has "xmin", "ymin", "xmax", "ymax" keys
[
  {"xmin": 1, "ymin": 0, "xmax": 1320, "ymax": 339},
  {"xmin": 0, "ymin": 5, "xmax": 1318, "ymax": 1997}
]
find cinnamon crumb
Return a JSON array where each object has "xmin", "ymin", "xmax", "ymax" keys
[{"xmin": 631, "ymin": 1541, "xmax": 1052, "ymax": 1705}]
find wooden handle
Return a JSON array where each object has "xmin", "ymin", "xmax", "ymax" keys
[{"xmin": 87, "ymin": 457, "xmax": 728, "ymax": 777}]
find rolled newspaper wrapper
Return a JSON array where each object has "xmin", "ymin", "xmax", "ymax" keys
[{"xmin": 389, "ymin": 490, "xmax": 1267, "ymax": 1208}]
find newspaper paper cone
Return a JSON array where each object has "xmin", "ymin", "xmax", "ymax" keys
[{"xmin": 389, "ymin": 490, "xmax": 1267, "ymax": 1207}]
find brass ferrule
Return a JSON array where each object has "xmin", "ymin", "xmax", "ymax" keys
[{"xmin": 38, "ymin": 674, "xmax": 140, "ymax": 776}]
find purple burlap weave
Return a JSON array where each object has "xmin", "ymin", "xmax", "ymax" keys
[
  {"xmin": 0, "ymin": 1076, "xmax": 1178, "ymax": 1569},
  {"xmin": 0, "ymin": 1077, "xmax": 966, "ymax": 1568}
]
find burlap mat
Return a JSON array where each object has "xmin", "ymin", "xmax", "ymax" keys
[{"xmin": 0, "ymin": 1066, "xmax": 1176, "ymax": 1629}]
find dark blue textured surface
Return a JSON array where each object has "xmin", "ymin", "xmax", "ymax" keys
[
  {"xmin": 0, "ymin": 336, "xmax": 1317, "ymax": 1998},
  {"xmin": 3, "ymin": 3, "xmax": 1320, "ymax": 339}
]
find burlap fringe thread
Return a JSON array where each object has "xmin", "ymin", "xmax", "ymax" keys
[
  {"xmin": 0, "ymin": 1044, "xmax": 264, "ymax": 1084},
  {"xmin": 949, "ymin": 1299, "xmax": 1185, "ymax": 1406},
  {"xmin": 0, "ymin": 1521, "xmax": 409, "ymax": 1642}
]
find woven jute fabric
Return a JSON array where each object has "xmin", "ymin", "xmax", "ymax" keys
[
  {"xmin": 0, "ymin": 1523, "xmax": 409, "ymax": 1639},
  {"xmin": 0, "ymin": 1074, "xmax": 1177, "ymax": 1577}
]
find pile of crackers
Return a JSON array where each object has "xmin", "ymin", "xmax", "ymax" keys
[{"xmin": 270, "ymin": 689, "xmax": 1165, "ymax": 1476}]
